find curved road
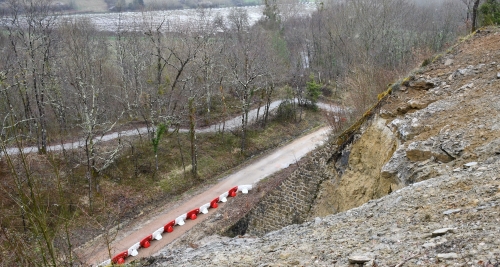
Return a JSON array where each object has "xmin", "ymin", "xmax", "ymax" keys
[
  {"xmin": 84, "ymin": 126, "xmax": 331, "ymax": 266},
  {"xmin": 1, "ymin": 100, "xmax": 340, "ymax": 157}
]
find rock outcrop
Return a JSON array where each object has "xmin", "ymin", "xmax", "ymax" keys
[{"xmin": 144, "ymin": 27, "xmax": 500, "ymax": 267}]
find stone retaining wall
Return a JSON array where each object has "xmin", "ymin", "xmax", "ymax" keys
[{"xmin": 225, "ymin": 143, "xmax": 337, "ymax": 236}]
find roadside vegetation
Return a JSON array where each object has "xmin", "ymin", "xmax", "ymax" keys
[{"xmin": 2, "ymin": 0, "xmax": 498, "ymax": 265}]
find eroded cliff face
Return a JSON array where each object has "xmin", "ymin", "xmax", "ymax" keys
[
  {"xmin": 312, "ymin": 28, "xmax": 500, "ymax": 218},
  {"xmin": 313, "ymin": 117, "xmax": 400, "ymax": 216}
]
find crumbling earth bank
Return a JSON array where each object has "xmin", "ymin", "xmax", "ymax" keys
[{"xmin": 145, "ymin": 27, "xmax": 500, "ymax": 267}]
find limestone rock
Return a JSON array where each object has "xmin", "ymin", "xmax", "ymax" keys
[
  {"xmin": 390, "ymin": 117, "xmax": 424, "ymax": 141},
  {"xmin": 407, "ymin": 99, "xmax": 434, "ymax": 110},
  {"xmin": 437, "ymin": 253, "xmax": 459, "ymax": 260},
  {"xmin": 440, "ymin": 139, "xmax": 466, "ymax": 159},
  {"xmin": 432, "ymin": 228, "xmax": 455, "ymax": 237},
  {"xmin": 406, "ymin": 141, "xmax": 453, "ymax": 163},
  {"xmin": 406, "ymin": 77, "xmax": 438, "ymax": 90},
  {"xmin": 442, "ymin": 208, "xmax": 461, "ymax": 215},
  {"xmin": 475, "ymin": 138, "xmax": 500, "ymax": 157},
  {"xmin": 379, "ymin": 108, "xmax": 396, "ymax": 119},
  {"xmin": 380, "ymin": 147, "xmax": 408, "ymax": 184},
  {"xmin": 422, "ymin": 242, "xmax": 436, "ymax": 249},
  {"xmin": 456, "ymin": 65, "xmax": 475, "ymax": 76},
  {"xmin": 406, "ymin": 142, "xmax": 433, "ymax": 162},
  {"xmin": 348, "ymin": 255, "xmax": 373, "ymax": 264},
  {"xmin": 464, "ymin": 162, "xmax": 478, "ymax": 168}
]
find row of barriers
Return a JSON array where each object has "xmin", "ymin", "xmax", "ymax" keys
[{"xmin": 95, "ymin": 184, "xmax": 253, "ymax": 266}]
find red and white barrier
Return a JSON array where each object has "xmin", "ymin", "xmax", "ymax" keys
[
  {"xmin": 175, "ymin": 213, "xmax": 187, "ymax": 226},
  {"xmin": 187, "ymin": 208, "xmax": 200, "ymax": 220},
  {"xmin": 152, "ymin": 227, "xmax": 164, "ymax": 241},
  {"xmin": 128, "ymin": 242, "xmax": 140, "ymax": 257},
  {"xmin": 199, "ymin": 203, "xmax": 211, "ymax": 214},
  {"xmin": 140, "ymin": 235, "xmax": 153, "ymax": 248},
  {"xmin": 95, "ymin": 184, "xmax": 253, "ymax": 266},
  {"xmin": 219, "ymin": 192, "xmax": 229, "ymax": 203},
  {"xmin": 228, "ymin": 186, "xmax": 238, "ymax": 197},
  {"xmin": 164, "ymin": 220, "xmax": 175, "ymax": 233},
  {"xmin": 210, "ymin": 197, "xmax": 219, "ymax": 208},
  {"xmin": 112, "ymin": 251, "xmax": 128, "ymax": 265},
  {"xmin": 237, "ymin": 185, "xmax": 252, "ymax": 194}
]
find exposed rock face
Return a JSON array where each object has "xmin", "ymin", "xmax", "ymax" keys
[
  {"xmin": 144, "ymin": 28, "xmax": 500, "ymax": 267},
  {"xmin": 323, "ymin": 116, "xmax": 399, "ymax": 213},
  {"xmin": 404, "ymin": 76, "xmax": 440, "ymax": 90}
]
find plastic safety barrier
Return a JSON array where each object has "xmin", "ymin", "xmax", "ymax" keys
[
  {"xmin": 199, "ymin": 203, "xmax": 211, "ymax": 214},
  {"xmin": 237, "ymin": 185, "xmax": 252, "ymax": 194},
  {"xmin": 187, "ymin": 208, "xmax": 200, "ymax": 220},
  {"xmin": 96, "ymin": 259, "xmax": 111, "ymax": 267},
  {"xmin": 164, "ymin": 220, "xmax": 175, "ymax": 233},
  {"xmin": 128, "ymin": 242, "xmax": 140, "ymax": 257},
  {"xmin": 228, "ymin": 186, "xmax": 238, "ymax": 197},
  {"xmin": 152, "ymin": 227, "xmax": 164, "ymax": 241},
  {"xmin": 140, "ymin": 235, "xmax": 153, "ymax": 248},
  {"xmin": 210, "ymin": 197, "xmax": 219, "ymax": 208},
  {"xmin": 94, "ymin": 184, "xmax": 253, "ymax": 266},
  {"xmin": 175, "ymin": 213, "xmax": 187, "ymax": 226},
  {"xmin": 219, "ymin": 192, "xmax": 229, "ymax": 203},
  {"xmin": 112, "ymin": 251, "xmax": 128, "ymax": 264}
]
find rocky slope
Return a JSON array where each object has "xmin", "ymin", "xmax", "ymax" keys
[{"xmin": 143, "ymin": 27, "xmax": 500, "ymax": 267}]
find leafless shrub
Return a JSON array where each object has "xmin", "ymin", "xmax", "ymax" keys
[
  {"xmin": 342, "ymin": 62, "xmax": 401, "ymax": 119},
  {"xmin": 326, "ymin": 106, "xmax": 349, "ymax": 134}
]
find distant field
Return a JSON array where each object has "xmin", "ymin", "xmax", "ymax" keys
[
  {"xmin": 70, "ymin": 0, "xmax": 261, "ymax": 13},
  {"xmin": 73, "ymin": 0, "xmax": 109, "ymax": 12},
  {"xmin": 0, "ymin": 0, "xmax": 263, "ymax": 14}
]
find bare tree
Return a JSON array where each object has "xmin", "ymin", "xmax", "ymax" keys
[
  {"xmin": 142, "ymin": 15, "xmax": 171, "ymax": 141},
  {"xmin": 461, "ymin": 0, "xmax": 476, "ymax": 23},
  {"xmin": 114, "ymin": 13, "xmax": 149, "ymax": 123},
  {"xmin": 223, "ymin": 11, "xmax": 268, "ymax": 154},
  {"xmin": 3, "ymin": 0, "xmax": 60, "ymax": 154},
  {"xmin": 58, "ymin": 18, "xmax": 123, "ymax": 212},
  {"xmin": 0, "ymin": 98, "xmax": 77, "ymax": 266},
  {"xmin": 192, "ymin": 9, "xmax": 225, "ymax": 121}
]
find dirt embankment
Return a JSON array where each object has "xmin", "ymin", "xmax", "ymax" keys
[{"xmin": 143, "ymin": 27, "xmax": 500, "ymax": 267}]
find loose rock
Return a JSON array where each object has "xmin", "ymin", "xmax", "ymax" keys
[
  {"xmin": 348, "ymin": 255, "xmax": 373, "ymax": 264},
  {"xmin": 437, "ymin": 253, "xmax": 459, "ymax": 260},
  {"xmin": 432, "ymin": 228, "xmax": 456, "ymax": 237},
  {"xmin": 442, "ymin": 209, "xmax": 461, "ymax": 215}
]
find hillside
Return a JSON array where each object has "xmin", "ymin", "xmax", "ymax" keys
[{"xmin": 142, "ymin": 27, "xmax": 500, "ymax": 267}]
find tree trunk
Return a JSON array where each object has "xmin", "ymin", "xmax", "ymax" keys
[
  {"xmin": 471, "ymin": 0, "xmax": 481, "ymax": 32},
  {"xmin": 176, "ymin": 130, "xmax": 186, "ymax": 176},
  {"xmin": 219, "ymin": 85, "xmax": 227, "ymax": 137},
  {"xmin": 189, "ymin": 98, "xmax": 198, "ymax": 179}
]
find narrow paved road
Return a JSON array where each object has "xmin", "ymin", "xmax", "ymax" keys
[
  {"xmin": 84, "ymin": 126, "xmax": 332, "ymax": 266},
  {"xmin": 1, "ymin": 100, "xmax": 340, "ymax": 157}
]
